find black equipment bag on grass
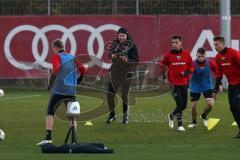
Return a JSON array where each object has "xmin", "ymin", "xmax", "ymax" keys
[{"xmin": 41, "ymin": 143, "xmax": 114, "ymax": 154}]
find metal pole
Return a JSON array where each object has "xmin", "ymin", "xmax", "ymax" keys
[
  {"xmin": 112, "ymin": 0, "xmax": 118, "ymax": 14},
  {"xmin": 48, "ymin": 0, "xmax": 51, "ymax": 16},
  {"xmin": 220, "ymin": 0, "xmax": 231, "ymax": 47},
  {"xmin": 136, "ymin": 0, "xmax": 139, "ymax": 15},
  {"xmin": 220, "ymin": 0, "xmax": 231, "ymax": 89}
]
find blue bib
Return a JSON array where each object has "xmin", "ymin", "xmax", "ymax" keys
[
  {"xmin": 52, "ymin": 52, "xmax": 77, "ymax": 96},
  {"xmin": 190, "ymin": 59, "xmax": 213, "ymax": 93}
]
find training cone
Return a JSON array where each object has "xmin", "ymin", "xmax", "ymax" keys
[
  {"xmin": 85, "ymin": 121, "xmax": 93, "ymax": 126},
  {"xmin": 232, "ymin": 121, "xmax": 237, "ymax": 126},
  {"xmin": 207, "ymin": 118, "xmax": 220, "ymax": 130}
]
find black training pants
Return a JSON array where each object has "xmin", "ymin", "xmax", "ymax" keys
[
  {"xmin": 107, "ymin": 76, "xmax": 131, "ymax": 117},
  {"xmin": 171, "ymin": 85, "xmax": 188, "ymax": 123},
  {"xmin": 228, "ymin": 85, "xmax": 240, "ymax": 129}
]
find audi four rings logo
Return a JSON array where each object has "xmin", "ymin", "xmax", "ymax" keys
[{"xmin": 4, "ymin": 24, "xmax": 121, "ymax": 70}]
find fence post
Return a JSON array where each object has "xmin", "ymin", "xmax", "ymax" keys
[
  {"xmin": 220, "ymin": 0, "xmax": 231, "ymax": 89},
  {"xmin": 112, "ymin": 0, "xmax": 118, "ymax": 14},
  {"xmin": 136, "ymin": 0, "xmax": 139, "ymax": 15},
  {"xmin": 48, "ymin": 0, "xmax": 51, "ymax": 16}
]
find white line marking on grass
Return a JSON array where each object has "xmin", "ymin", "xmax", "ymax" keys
[{"xmin": 0, "ymin": 95, "xmax": 40, "ymax": 100}]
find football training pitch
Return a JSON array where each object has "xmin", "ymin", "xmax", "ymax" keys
[{"xmin": 0, "ymin": 90, "xmax": 239, "ymax": 160}]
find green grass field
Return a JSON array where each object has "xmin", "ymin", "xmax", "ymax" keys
[{"xmin": 0, "ymin": 90, "xmax": 239, "ymax": 160}]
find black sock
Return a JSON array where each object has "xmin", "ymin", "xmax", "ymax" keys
[
  {"xmin": 123, "ymin": 112, "xmax": 128, "ymax": 120},
  {"xmin": 170, "ymin": 113, "xmax": 174, "ymax": 120},
  {"xmin": 192, "ymin": 119, "xmax": 197, "ymax": 124},
  {"xmin": 201, "ymin": 113, "xmax": 207, "ymax": 120},
  {"xmin": 202, "ymin": 106, "xmax": 212, "ymax": 119},
  {"xmin": 45, "ymin": 130, "xmax": 52, "ymax": 140},
  {"xmin": 178, "ymin": 121, "xmax": 183, "ymax": 127},
  {"xmin": 110, "ymin": 111, "xmax": 115, "ymax": 117},
  {"xmin": 176, "ymin": 113, "xmax": 182, "ymax": 126}
]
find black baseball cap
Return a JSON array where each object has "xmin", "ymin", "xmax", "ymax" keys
[{"xmin": 117, "ymin": 27, "xmax": 128, "ymax": 35}]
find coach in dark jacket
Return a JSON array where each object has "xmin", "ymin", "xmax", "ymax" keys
[{"xmin": 106, "ymin": 27, "xmax": 139, "ymax": 124}]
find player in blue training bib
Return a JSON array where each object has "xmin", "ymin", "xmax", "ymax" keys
[
  {"xmin": 188, "ymin": 47, "xmax": 221, "ymax": 129},
  {"xmin": 37, "ymin": 39, "xmax": 87, "ymax": 146}
]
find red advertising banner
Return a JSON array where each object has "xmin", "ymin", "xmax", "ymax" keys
[
  {"xmin": 0, "ymin": 16, "xmax": 157, "ymax": 78},
  {"xmin": 0, "ymin": 16, "xmax": 239, "ymax": 79}
]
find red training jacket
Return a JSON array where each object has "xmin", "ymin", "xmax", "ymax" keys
[
  {"xmin": 161, "ymin": 49, "xmax": 194, "ymax": 85},
  {"xmin": 215, "ymin": 48, "xmax": 240, "ymax": 85}
]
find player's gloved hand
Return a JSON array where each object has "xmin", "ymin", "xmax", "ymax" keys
[
  {"xmin": 213, "ymin": 77, "xmax": 222, "ymax": 94},
  {"xmin": 159, "ymin": 74, "xmax": 170, "ymax": 84},
  {"xmin": 181, "ymin": 70, "xmax": 191, "ymax": 77},
  {"xmin": 77, "ymin": 75, "xmax": 84, "ymax": 85},
  {"xmin": 160, "ymin": 74, "xmax": 166, "ymax": 82}
]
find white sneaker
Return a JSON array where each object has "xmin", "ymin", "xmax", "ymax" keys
[
  {"xmin": 202, "ymin": 119, "xmax": 208, "ymax": 128},
  {"xmin": 200, "ymin": 116, "xmax": 208, "ymax": 128},
  {"xmin": 168, "ymin": 114, "xmax": 174, "ymax": 129},
  {"xmin": 36, "ymin": 140, "xmax": 52, "ymax": 146},
  {"xmin": 177, "ymin": 126, "xmax": 186, "ymax": 132},
  {"xmin": 188, "ymin": 123, "xmax": 197, "ymax": 128}
]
